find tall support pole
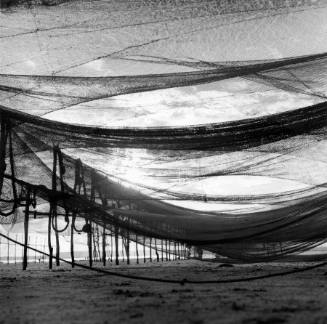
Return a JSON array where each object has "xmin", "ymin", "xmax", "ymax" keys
[
  {"xmin": 48, "ymin": 147, "xmax": 56, "ymax": 270},
  {"xmin": 161, "ymin": 239, "xmax": 164, "ymax": 262},
  {"xmin": 102, "ymin": 226, "xmax": 106, "ymax": 267},
  {"xmin": 125, "ymin": 211, "xmax": 131, "ymax": 265},
  {"xmin": 174, "ymin": 242, "xmax": 177, "ymax": 261},
  {"xmin": 177, "ymin": 242, "xmax": 181, "ymax": 260},
  {"xmin": 126, "ymin": 227, "xmax": 130, "ymax": 265},
  {"xmin": 7, "ymin": 232, "xmax": 9, "ymax": 264},
  {"xmin": 168, "ymin": 240, "xmax": 171, "ymax": 261},
  {"xmin": 115, "ymin": 224, "xmax": 119, "ymax": 265},
  {"xmin": 54, "ymin": 213, "xmax": 60, "ymax": 266},
  {"xmin": 121, "ymin": 235, "xmax": 125, "ymax": 263},
  {"xmin": 165, "ymin": 240, "xmax": 168, "ymax": 261},
  {"xmin": 110, "ymin": 230, "xmax": 113, "ymax": 262},
  {"xmin": 135, "ymin": 235, "xmax": 139, "ymax": 264},
  {"xmin": 0, "ymin": 115, "xmax": 8, "ymax": 197},
  {"xmin": 70, "ymin": 213, "xmax": 75, "ymax": 268},
  {"xmin": 155, "ymin": 238, "xmax": 159, "ymax": 262},
  {"xmin": 14, "ymin": 234, "xmax": 17, "ymax": 264},
  {"xmin": 23, "ymin": 189, "xmax": 30, "ymax": 270},
  {"xmin": 48, "ymin": 208, "xmax": 53, "ymax": 269},
  {"xmin": 149, "ymin": 237, "xmax": 152, "ymax": 262},
  {"xmin": 92, "ymin": 223, "xmax": 97, "ymax": 262},
  {"xmin": 143, "ymin": 236, "xmax": 146, "ymax": 263},
  {"xmin": 87, "ymin": 220, "xmax": 93, "ymax": 268}
]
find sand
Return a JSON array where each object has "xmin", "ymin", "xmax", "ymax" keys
[{"xmin": 1, "ymin": 259, "xmax": 327, "ymax": 324}]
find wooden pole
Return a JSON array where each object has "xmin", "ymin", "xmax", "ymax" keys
[
  {"xmin": 177, "ymin": 242, "xmax": 181, "ymax": 260},
  {"xmin": 0, "ymin": 115, "xmax": 8, "ymax": 197},
  {"xmin": 23, "ymin": 190, "xmax": 30, "ymax": 270},
  {"xmin": 7, "ymin": 232, "xmax": 9, "ymax": 264},
  {"xmin": 54, "ymin": 214, "xmax": 60, "ymax": 266},
  {"xmin": 168, "ymin": 240, "xmax": 171, "ymax": 261},
  {"xmin": 149, "ymin": 237, "xmax": 152, "ymax": 262},
  {"xmin": 143, "ymin": 236, "xmax": 146, "ymax": 263},
  {"xmin": 135, "ymin": 235, "xmax": 139, "ymax": 264},
  {"xmin": 102, "ymin": 226, "xmax": 106, "ymax": 267},
  {"xmin": 155, "ymin": 238, "xmax": 159, "ymax": 262},
  {"xmin": 88, "ymin": 220, "xmax": 93, "ymax": 268},
  {"xmin": 121, "ymin": 235, "xmax": 125, "ymax": 263},
  {"xmin": 161, "ymin": 239, "xmax": 164, "ymax": 262},
  {"xmin": 14, "ymin": 234, "xmax": 17, "ymax": 264},
  {"xmin": 126, "ymin": 229, "xmax": 130, "ymax": 265},
  {"xmin": 173, "ymin": 242, "xmax": 176, "ymax": 261},
  {"xmin": 70, "ymin": 213, "xmax": 75, "ymax": 268},
  {"xmin": 115, "ymin": 224, "xmax": 119, "ymax": 265},
  {"xmin": 110, "ymin": 230, "xmax": 113, "ymax": 262}
]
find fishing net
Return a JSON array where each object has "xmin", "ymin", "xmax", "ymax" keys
[{"xmin": 1, "ymin": 0, "xmax": 327, "ymax": 262}]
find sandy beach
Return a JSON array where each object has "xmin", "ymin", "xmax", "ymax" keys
[{"xmin": 1, "ymin": 260, "xmax": 327, "ymax": 324}]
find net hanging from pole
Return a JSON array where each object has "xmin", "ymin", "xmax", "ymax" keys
[{"xmin": 0, "ymin": 0, "xmax": 327, "ymax": 262}]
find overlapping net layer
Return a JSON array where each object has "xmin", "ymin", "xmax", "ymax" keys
[
  {"xmin": 1, "ymin": 0, "xmax": 327, "ymax": 262},
  {"xmin": 1, "ymin": 52, "xmax": 327, "ymax": 116}
]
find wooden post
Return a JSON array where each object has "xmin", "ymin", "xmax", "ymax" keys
[
  {"xmin": 155, "ymin": 238, "xmax": 159, "ymax": 262},
  {"xmin": 110, "ymin": 230, "xmax": 113, "ymax": 262},
  {"xmin": 121, "ymin": 235, "xmax": 125, "ymax": 263},
  {"xmin": 126, "ymin": 231, "xmax": 130, "ymax": 265},
  {"xmin": 168, "ymin": 240, "xmax": 171, "ymax": 261},
  {"xmin": 143, "ymin": 236, "xmax": 146, "ymax": 263},
  {"xmin": 165, "ymin": 240, "xmax": 168, "ymax": 261},
  {"xmin": 102, "ymin": 226, "xmax": 106, "ymax": 267},
  {"xmin": 149, "ymin": 237, "xmax": 152, "ymax": 262},
  {"xmin": 92, "ymin": 223, "xmax": 97, "ymax": 262},
  {"xmin": 0, "ymin": 115, "xmax": 8, "ymax": 197},
  {"xmin": 7, "ymin": 233, "xmax": 9, "ymax": 264},
  {"xmin": 48, "ymin": 147, "xmax": 58, "ymax": 270},
  {"xmin": 70, "ymin": 213, "xmax": 75, "ymax": 268},
  {"xmin": 48, "ymin": 210, "xmax": 53, "ymax": 269},
  {"xmin": 161, "ymin": 239, "xmax": 164, "ymax": 262},
  {"xmin": 88, "ymin": 220, "xmax": 93, "ymax": 268},
  {"xmin": 115, "ymin": 224, "xmax": 119, "ymax": 265},
  {"xmin": 174, "ymin": 241, "xmax": 177, "ymax": 260},
  {"xmin": 23, "ymin": 190, "xmax": 30, "ymax": 270},
  {"xmin": 14, "ymin": 234, "xmax": 17, "ymax": 264},
  {"xmin": 177, "ymin": 242, "xmax": 181, "ymax": 260},
  {"xmin": 135, "ymin": 235, "xmax": 139, "ymax": 264},
  {"xmin": 54, "ymin": 214, "xmax": 60, "ymax": 266}
]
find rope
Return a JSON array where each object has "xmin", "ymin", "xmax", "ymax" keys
[{"xmin": 1, "ymin": 232, "xmax": 326, "ymax": 285}]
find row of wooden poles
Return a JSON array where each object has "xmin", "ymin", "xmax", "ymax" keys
[
  {"xmin": 18, "ymin": 180, "xmax": 189, "ymax": 270},
  {"xmin": 79, "ymin": 223, "xmax": 190, "ymax": 268},
  {"xmin": 0, "ymin": 227, "xmax": 190, "ymax": 268},
  {"xmin": 19, "ymin": 206, "xmax": 190, "ymax": 269},
  {"xmin": 0, "ymin": 234, "xmax": 46, "ymax": 264}
]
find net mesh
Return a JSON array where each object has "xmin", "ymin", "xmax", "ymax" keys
[{"xmin": 1, "ymin": 0, "xmax": 327, "ymax": 262}]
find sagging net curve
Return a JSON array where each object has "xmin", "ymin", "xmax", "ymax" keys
[
  {"xmin": 1, "ymin": 72, "xmax": 327, "ymax": 261},
  {"xmin": 1, "ymin": 0, "xmax": 327, "ymax": 263}
]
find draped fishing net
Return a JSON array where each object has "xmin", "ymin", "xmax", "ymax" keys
[{"xmin": 1, "ymin": 0, "xmax": 327, "ymax": 262}]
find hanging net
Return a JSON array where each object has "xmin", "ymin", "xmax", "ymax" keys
[{"xmin": 1, "ymin": 0, "xmax": 327, "ymax": 262}]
